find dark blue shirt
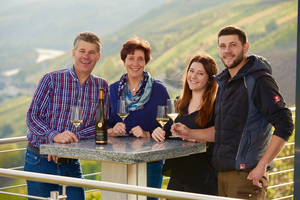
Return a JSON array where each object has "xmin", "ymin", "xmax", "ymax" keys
[{"xmin": 108, "ymin": 79, "xmax": 170, "ymax": 135}]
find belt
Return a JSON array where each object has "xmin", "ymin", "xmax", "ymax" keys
[
  {"xmin": 27, "ymin": 143, "xmax": 77, "ymax": 164},
  {"xmin": 55, "ymin": 157, "xmax": 77, "ymax": 164},
  {"xmin": 27, "ymin": 143, "xmax": 43, "ymax": 156}
]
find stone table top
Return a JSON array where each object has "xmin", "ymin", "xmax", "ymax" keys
[{"xmin": 40, "ymin": 137, "xmax": 206, "ymax": 164}]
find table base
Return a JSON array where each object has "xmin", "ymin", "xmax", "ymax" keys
[{"xmin": 101, "ymin": 162, "xmax": 147, "ymax": 200}]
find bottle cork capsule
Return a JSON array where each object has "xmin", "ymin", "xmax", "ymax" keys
[{"xmin": 99, "ymin": 89, "xmax": 104, "ymax": 99}]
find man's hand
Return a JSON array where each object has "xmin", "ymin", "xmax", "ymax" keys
[
  {"xmin": 171, "ymin": 123, "xmax": 191, "ymax": 139},
  {"xmin": 53, "ymin": 130, "xmax": 78, "ymax": 143},
  {"xmin": 247, "ymin": 135, "xmax": 287, "ymax": 188},
  {"xmin": 171, "ymin": 123, "xmax": 215, "ymax": 142},
  {"xmin": 247, "ymin": 164, "xmax": 267, "ymax": 188},
  {"xmin": 48, "ymin": 155, "xmax": 57, "ymax": 162}
]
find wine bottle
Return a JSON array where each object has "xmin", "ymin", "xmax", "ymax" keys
[{"xmin": 95, "ymin": 89, "xmax": 107, "ymax": 144}]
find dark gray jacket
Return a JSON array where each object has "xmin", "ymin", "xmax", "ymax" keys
[{"xmin": 213, "ymin": 54, "xmax": 294, "ymax": 172}]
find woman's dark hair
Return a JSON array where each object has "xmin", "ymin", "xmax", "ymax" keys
[
  {"xmin": 120, "ymin": 36, "xmax": 152, "ymax": 64},
  {"xmin": 177, "ymin": 53, "xmax": 218, "ymax": 127}
]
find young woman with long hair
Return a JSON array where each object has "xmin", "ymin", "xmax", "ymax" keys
[{"xmin": 152, "ymin": 52, "xmax": 219, "ymax": 195}]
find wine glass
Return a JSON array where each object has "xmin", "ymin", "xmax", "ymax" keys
[
  {"xmin": 167, "ymin": 99, "xmax": 179, "ymax": 138},
  {"xmin": 70, "ymin": 105, "xmax": 83, "ymax": 135},
  {"xmin": 117, "ymin": 100, "xmax": 129, "ymax": 136},
  {"xmin": 156, "ymin": 105, "xmax": 169, "ymax": 130},
  {"xmin": 167, "ymin": 99, "xmax": 179, "ymax": 124}
]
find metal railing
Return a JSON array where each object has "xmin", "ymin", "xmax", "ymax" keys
[
  {"xmin": 0, "ymin": 168, "xmax": 243, "ymax": 200},
  {"xmin": 0, "ymin": 107, "xmax": 296, "ymax": 199}
]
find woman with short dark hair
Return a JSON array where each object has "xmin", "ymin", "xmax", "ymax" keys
[{"xmin": 108, "ymin": 36, "xmax": 170, "ymax": 200}]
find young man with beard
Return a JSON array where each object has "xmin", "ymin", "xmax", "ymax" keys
[{"xmin": 171, "ymin": 25, "xmax": 294, "ymax": 199}]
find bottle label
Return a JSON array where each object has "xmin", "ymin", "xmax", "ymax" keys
[
  {"xmin": 95, "ymin": 131, "xmax": 107, "ymax": 144},
  {"xmin": 95, "ymin": 140, "xmax": 107, "ymax": 144},
  {"xmin": 97, "ymin": 123, "xmax": 102, "ymax": 128},
  {"xmin": 96, "ymin": 131, "xmax": 106, "ymax": 136}
]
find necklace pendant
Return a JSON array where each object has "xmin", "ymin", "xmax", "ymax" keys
[{"xmin": 132, "ymin": 88, "xmax": 136, "ymax": 95}]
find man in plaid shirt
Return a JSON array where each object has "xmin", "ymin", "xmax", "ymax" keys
[{"xmin": 24, "ymin": 31, "xmax": 109, "ymax": 200}]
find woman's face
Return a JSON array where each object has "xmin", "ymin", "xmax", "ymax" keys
[
  {"xmin": 124, "ymin": 49, "xmax": 146, "ymax": 80},
  {"xmin": 187, "ymin": 62, "xmax": 210, "ymax": 92}
]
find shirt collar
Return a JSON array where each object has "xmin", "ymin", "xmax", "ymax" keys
[
  {"xmin": 69, "ymin": 65, "xmax": 93, "ymax": 85},
  {"xmin": 70, "ymin": 66, "xmax": 78, "ymax": 81}
]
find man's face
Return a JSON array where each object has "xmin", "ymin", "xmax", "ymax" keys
[
  {"xmin": 218, "ymin": 35, "xmax": 246, "ymax": 69},
  {"xmin": 72, "ymin": 40, "xmax": 101, "ymax": 77}
]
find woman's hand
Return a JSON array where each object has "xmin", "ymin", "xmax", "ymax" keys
[
  {"xmin": 129, "ymin": 138, "xmax": 147, "ymax": 149},
  {"xmin": 152, "ymin": 142, "xmax": 165, "ymax": 150},
  {"xmin": 130, "ymin": 126, "xmax": 150, "ymax": 138},
  {"xmin": 112, "ymin": 143, "xmax": 126, "ymax": 152},
  {"xmin": 108, "ymin": 122, "xmax": 126, "ymax": 137},
  {"xmin": 151, "ymin": 127, "xmax": 165, "ymax": 142}
]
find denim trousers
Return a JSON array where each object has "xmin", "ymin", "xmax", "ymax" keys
[
  {"xmin": 147, "ymin": 161, "xmax": 163, "ymax": 200},
  {"xmin": 24, "ymin": 149, "xmax": 85, "ymax": 200}
]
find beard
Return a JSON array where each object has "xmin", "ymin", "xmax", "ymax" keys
[{"xmin": 221, "ymin": 50, "xmax": 244, "ymax": 69}]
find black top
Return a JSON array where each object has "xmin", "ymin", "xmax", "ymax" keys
[{"xmin": 162, "ymin": 104, "xmax": 218, "ymax": 186}]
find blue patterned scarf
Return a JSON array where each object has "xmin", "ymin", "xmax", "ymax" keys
[{"xmin": 118, "ymin": 71, "xmax": 153, "ymax": 111}]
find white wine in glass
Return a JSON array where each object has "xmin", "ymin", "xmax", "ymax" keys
[
  {"xmin": 167, "ymin": 99, "xmax": 179, "ymax": 123},
  {"xmin": 71, "ymin": 120, "xmax": 83, "ymax": 127},
  {"xmin": 167, "ymin": 99, "xmax": 180, "ymax": 138},
  {"xmin": 117, "ymin": 113, "xmax": 129, "ymax": 121},
  {"xmin": 70, "ymin": 105, "xmax": 83, "ymax": 135},
  {"xmin": 117, "ymin": 100, "xmax": 129, "ymax": 136},
  {"xmin": 156, "ymin": 105, "xmax": 169, "ymax": 130}
]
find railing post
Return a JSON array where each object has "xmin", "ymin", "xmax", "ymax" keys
[
  {"xmin": 294, "ymin": 0, "xmax": 300, "ymax": 198},
  {"xmin": 50, "ymin": 191, "xmax": 59, "ymax": 200},
  {"xmin": 60, "ymin": 185, "xmax": 67, "ymax": 200}
]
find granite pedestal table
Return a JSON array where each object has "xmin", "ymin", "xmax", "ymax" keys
[{"xmin": 40, "ymin": 137, "xmax": 206, "ymax": 200}]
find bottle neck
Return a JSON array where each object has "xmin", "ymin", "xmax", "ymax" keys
[{"xmin": 98, "ymin": 98, "xmax": 106, "ymax": 118}]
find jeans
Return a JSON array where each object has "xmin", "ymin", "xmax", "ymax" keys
[
  {"xmin": 24, "ymin": 149, "xmax": 85, "ymax": 200},
  {"xmin": 147, "ymin": 161, "xmax": 163, "ymax": 200}
]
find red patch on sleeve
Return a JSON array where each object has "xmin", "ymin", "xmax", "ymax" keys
[
  {"xmin": 240, "ymin": 164, "xmax": 245, "ymax": 169},
  {"xmin": 274, "ymin": 95, "xmax": 280, "ymax": 102}
]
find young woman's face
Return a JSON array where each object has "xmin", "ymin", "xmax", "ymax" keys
[{"xmin": 187, "ymin": 62, "xmax": 209, "ymax": 92}]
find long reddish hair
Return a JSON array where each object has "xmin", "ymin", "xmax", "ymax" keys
[{"xmin": 176, "ymin": 53, "xmax": 218, "ymax": 127}]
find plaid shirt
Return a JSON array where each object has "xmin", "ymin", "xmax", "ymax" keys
[{"xmin": 26, "ymin": 67, "xmax": 109, "ymax": 148}]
